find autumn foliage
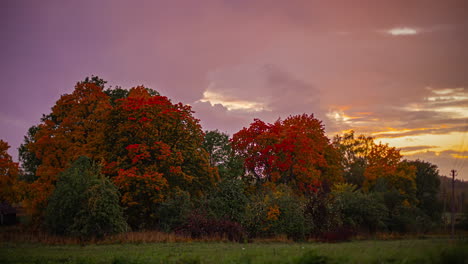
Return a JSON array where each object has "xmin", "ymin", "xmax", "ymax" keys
[
  {"xmin": 0, "ymin": 140, "xmax": 20, "ymax": 203},
  {"xmin": 3, "ymin": 77, "xmax": 443, "ymax": 240},
  {"xmin": 232, "ymin": 114, "xmax": 342, "ymax": 193},
  {"xmin": 18, "ymin": 80, "xmax": 217, "ymax": 226}
]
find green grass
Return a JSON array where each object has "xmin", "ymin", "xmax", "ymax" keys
[{"xmin": 1, "ymin": 239, "xmax": 467, "ymax": 264}]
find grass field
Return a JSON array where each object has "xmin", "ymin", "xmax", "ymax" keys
[{"xmin": 1, "ymin": 239, "xmax": 467, "ymax": 264}]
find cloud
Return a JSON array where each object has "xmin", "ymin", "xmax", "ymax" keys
[
  {"xmin": 373, "ymin": 126, "xmax": 467, "ymax": 138},
  {"xmin": 191, "ymin": 101, "xmax": 249, "ymax": 135},
  {"xmin": 387, "ymin": 27, "xmax": 419, "ymax": 36},
  {"xmin": 383, "ymin": 24, "xmax": 459, "ymax": 37},
  {"xmin": 192, "ymin": 64, "xmax": 325, "ymax": 134},
  {"xmin": 399, "ymin": 145, "xmax": 438, "ymax": 152},
  {"xmin": 199, "ymin": 89, "xmax": 270, "ymax": 112}
]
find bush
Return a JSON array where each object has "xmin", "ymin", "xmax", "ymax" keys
[
  {"xmin": 244, "ymin": 185, "xmax": 307, "ymax": 240},
  {"xmin": 177, "ymin": 210, "xmax": 246, "ymax": 241},
  {"xmin": 204, "ymin": 178, "xmax": 248, "ymax": 224},
  {"xmin": 156, "ymin": 190, "xmax": 192, "ymax": 232},
  {"xmin": 333, "ymin": 188, "xmax": 387, "ymax": 233},
  {"xmin": 304, "ymin": 189, "xmax": 341, "ymax": 237},
  {"xmin": 45, "ymin": 156, "xmax": 127, "ymax": 239}
]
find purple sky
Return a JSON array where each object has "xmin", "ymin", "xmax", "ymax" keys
[{"xmin": 1, "ymin": 0, "xmax": 467, "ymax": 179}]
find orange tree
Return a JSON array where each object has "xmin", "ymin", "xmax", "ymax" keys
[
  {"xmin": 0, "ymin": 140, "xmax": 20, "ymax": 203},
  {"xmin": 333, "ymin": 131, "xmax": 416, "ymax": 203},
  {"xmin": 232, "ymin": 114, "xmax": 342, "ymax": 194},
  {"xmin": 21, "ymin": 80, "xmax": 111, "ymax": 218},
  {"xmin": 19, "ymin": 78, "xmax": 217, "ymax": 227}
]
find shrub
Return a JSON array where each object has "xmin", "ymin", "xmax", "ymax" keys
[
  {"xmin": 244, "ymin": 185, "xmax": 307, "ymax": 240},
  {"xmin": 177, "ymin": 210, "xmax": 246, "ymax": 242},
  {"xmin": 304, "ymin": 189, "xmax": 341, "ymax": 237},
  {"xmin": 156, "ymin": 190, "xmax": 192, "ymax": 232},
  {"xmin": 45, "ymin": 156, "xmax": 127, "ymax": 239},
  {"xmin": 204, "ymin": 178, "xmax": 248, "ymax": 224},
  {"xmin": 333, "ymin": 188, "xmax": 387, "ymax": 233}
]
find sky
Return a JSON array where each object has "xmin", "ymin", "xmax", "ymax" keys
[{"xmin": 1, "ymin": 0, "xmax": 467, "ymax": 180}]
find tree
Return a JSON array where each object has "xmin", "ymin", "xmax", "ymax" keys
[
  {"xmin": 332, "ymin": 131, "xmax": 373, "ymax": 187},
  {"xmin": 333, "ymin": 131, "xmax": 416, "ymax": 200},
  {"xmin": 0, "ymin": 140, "xmax": 20, "ymax": 203},
  {"xmin": 364, "ymin": 143, "xmax": 416, "ymax": 203},
  {"xmin": 203, "ymin": 130, "xmax": 244, "ymax": 179},
  {"xmin": 22, "ymin": 81, "xmax": 111, "ymax": 218},
  {"xmin": 103, "ymin": 86, "xmax": 218, "ymax": 228},
  {"xmin": 232, "ymin": 114, "xmax": 342, "ymax": 193},
  {"xmin": 332, "ymin": 183, "xmax": 387, "ymax": 233},
  {"xmin": 20, "ymin": 77, "xmax": 218, "ymax": 226},
  {"xmin": 45, "ymin": 156, "xmax": 126, "ymax": 239},
  {"xmin": 18, "ymin": 125, "xmax": 40, "ymax": 182},
  {"xmin": 406, "ymin": 159, "xmax": 443, "ymax": 222}
]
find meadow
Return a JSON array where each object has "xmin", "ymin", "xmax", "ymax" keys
[{"xmin": 1, "ymin": 239, "xmax": 467, "ymax": 264}]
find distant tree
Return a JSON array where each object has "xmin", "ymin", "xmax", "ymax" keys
[
  {"xmin": 45, "ymin": 156, "xmax": 126, "ymax": 239},
  {"xmin": 80, "ymin": 75, "xmax": 107, "ymax": 88}
]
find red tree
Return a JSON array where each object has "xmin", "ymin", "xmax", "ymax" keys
[{"xmin": 232, "ymin": 114, "xmax": 342, "ymax": 193}]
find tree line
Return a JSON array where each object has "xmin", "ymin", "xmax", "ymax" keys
[{"xmin": 0, "ymin": 76, "xmax": 457, "ymax": 241}]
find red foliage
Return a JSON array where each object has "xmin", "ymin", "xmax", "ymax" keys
[{"xmin": 232, "ymin": 114, "xmax": 342, "ymax": 193}]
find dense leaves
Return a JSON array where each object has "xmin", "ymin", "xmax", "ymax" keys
[
  {"xmin": 19, "ymin": 79, "xmax": 217, "ymax": 227},
  {"xmin": 407, "ymin": 160, "xmax": 443, "ymax": 223},
  {"xmin": 45, "ymin": 157, "xmax": 126, "ymax": 239},
  {"xmin": 233, "ymin": 114, "xmax": 342, "ymax": 193},
  {"xmin": 12, "ymin": 76, "xmax": 449, "ymax": 239},
  {"xmin": 203, "ymin": 130, "xmax": 244, "ymax": 179},
  {"xmin": 104, "ymin": 86, "xmax": 217, "ymax": 228},
  {"xmin": 0, "ymin": 140, "xmax": 20, "ymax": 203}
]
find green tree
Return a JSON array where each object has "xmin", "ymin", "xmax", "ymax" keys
[
  {"xmin": 406, "ymin": 159, "xmax": 443, "ymax": 223},
  {"xmin": 205, "ymin": 177, "xmax": 248, "ymax": 223},
  {"xmin": 332, "ymin": 183, "xmax": 387, "ymax": 233},
  {"xmin": 18, "ymin": 125, "xmax": 41, "ymax": 182},
  {"xmin": 332, "ymin": 131, "xmax": 373, "ymax": 187},
  {"xmin": 203, "ymin": 130, "xmax": 244, "ymax": 179},
  {"xmin": 45, "ymin": 156, "xmax": 126, "ymax": 239}
]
